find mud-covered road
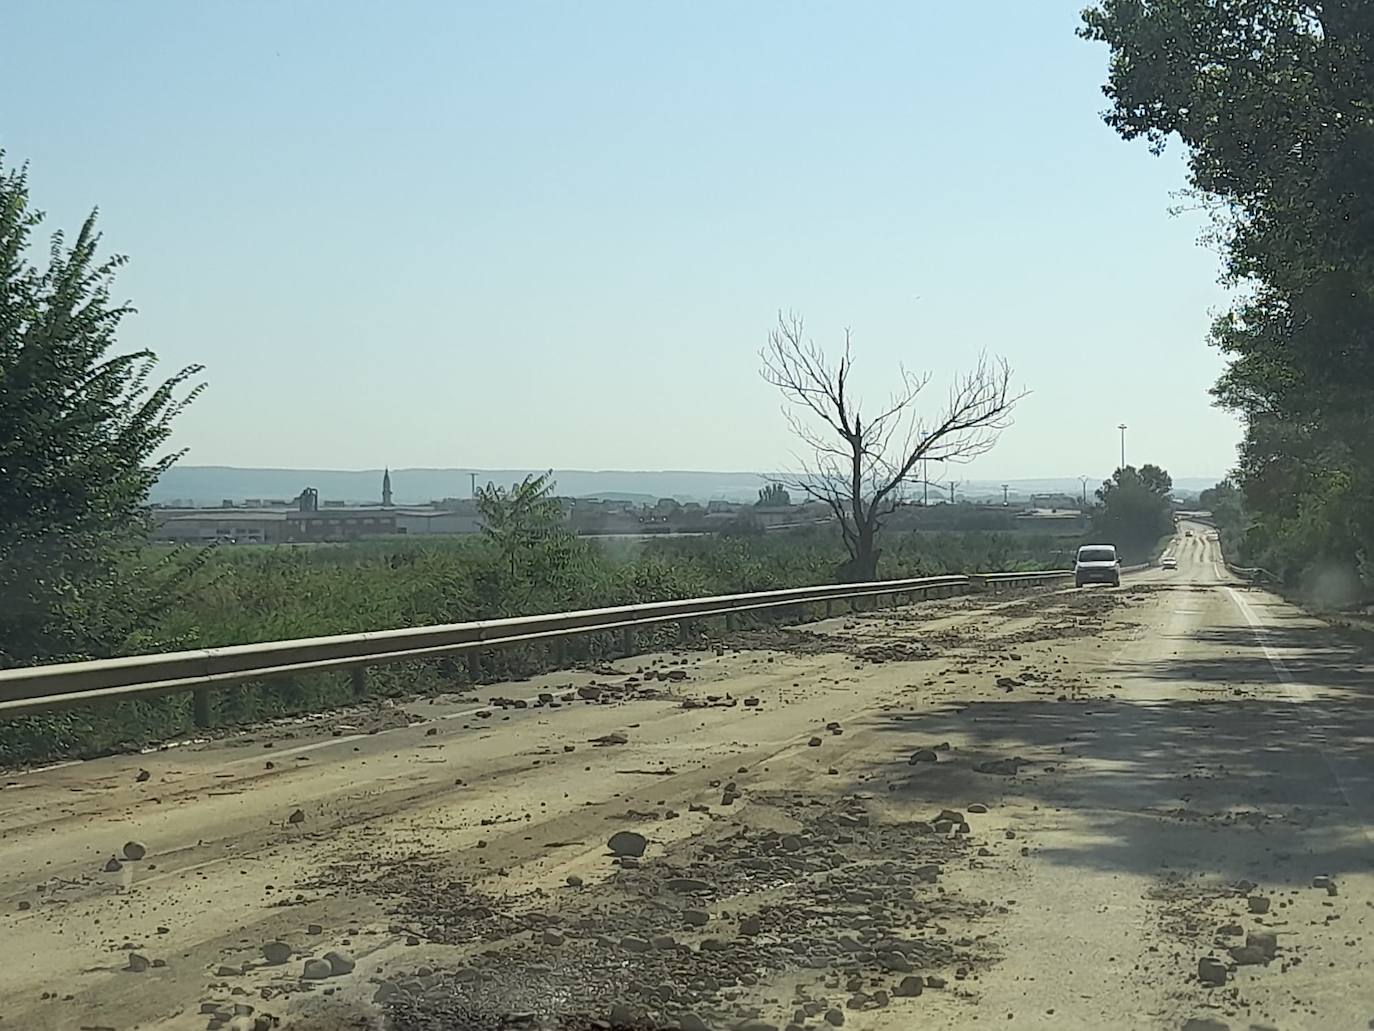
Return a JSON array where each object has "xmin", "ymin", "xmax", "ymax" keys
[{"xmin": 3, "ymin": 524, "xmax": 1372, "ymax": 1031}]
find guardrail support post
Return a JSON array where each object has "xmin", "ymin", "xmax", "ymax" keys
[
  {"xmin": 351, "ymin": 668, "xmax": 367, "ymax": 698},
  {"xmin": 824, "ymin": 599, "xmax": 833, "ymax": 618},
  {"xmin": 192, "ymin": 687, "xmax": 212, "ymax": 729},
  {"xmin": 554, "ymin": 638, "xmax": 568, "ymax": 668},
  {"xmin": 467, "ymin": 652, "xmax": 481, "ymax": 684},
  {"xmin": 677, "ymin": 620, "xmax": 691, "ymax": 645},
  {"xmin": 725, "ymin": 612, "xmax": 737, "ymax": 632},
  {"xmin": 621, "ymin": 627, "xmax": 636, "ymax": 656}
]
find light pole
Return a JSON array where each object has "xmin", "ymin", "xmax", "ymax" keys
[
  {"xmin": 1079, "ymin": 475, "xmax": 1089, "ymax": 508},
  {"xmin": 1117, "ymin": 423, "xmax": 1127, "ymax": 471},
  {"xmin": 1001, "ymin": 483, "xmax": 1009, "ymax": 506}
]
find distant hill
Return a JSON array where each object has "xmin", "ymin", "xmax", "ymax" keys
[{"xmin": 151, "ymin": 466, "xmax": 1222, "ymax": 507}]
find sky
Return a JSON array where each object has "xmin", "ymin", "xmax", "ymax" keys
[{"xmin": 3, "ymin": 1, "xmax": 1241, "ymax": 483}]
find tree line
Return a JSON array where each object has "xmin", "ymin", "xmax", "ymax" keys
[{"xmin": 1082, "ymin": 3, "xmax": 1374, "ymax": 598}]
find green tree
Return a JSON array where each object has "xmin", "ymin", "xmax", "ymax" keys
[
  {"xmin": 474, "ymin": 472, "xmax": 589, "ymax": 611},
  {"xmin": 1200, "ymin": 477, "xmax": 1251, "ymax": 562},
  {"xmin": 756, "ymin": 482, "xmax": 791, "ymax": 507},
  {"xmin": 1092, "ymin": 464, "xmax": 1173, "ymax": 560},
  {"xmin": 1080, "ymin": 2, "xmax": 1374, "ymax": 587},
  {"xmin": 0, "ymin": 155, "xmax": 204, "ymax": 666}
]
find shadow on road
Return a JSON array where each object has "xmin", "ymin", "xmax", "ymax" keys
[{"xmin": 849, "ymin": 609, "xmax": 1374, "ymax": 883}]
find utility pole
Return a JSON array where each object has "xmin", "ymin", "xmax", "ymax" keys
[
  {"xmin": 1079, "ymin": 475, "xmax": 1089, "ymax": 508},
  {"xmin": 1117, "ymin": 423, "xmax": 1128, "ymax": 471},
  {"xmin": 1001, "ymin": 483, "xmax": 1009, "ymax": 506},
  {"xmin": 469, "ymin": 472, "xmax": 478, "ymax": 497},
  {"xmin": 922, "ymin": 459, "xmax": 929, "ymax": 506},
  {"xmin": 948, "ymin": 481, "xmax": 957, "ymax": 504}
]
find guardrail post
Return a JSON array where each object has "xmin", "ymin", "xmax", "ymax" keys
[
  {"xmin": 677, "ymin": 620, "xmax": 691, "ymax": 645},
  {"xmin": 725, "ymin": 612, "xmax": 737, "ymax": 632},
  {"xmin": 621, "ymin": 627, "xmax": 636, "ymax": 656},
  {"xmin": 554, "ymin": 638, "xmax": 568, "ymax": 668},
  {"xmin": 192, "ymin": 687, "xmax": 212, "ymax": 729},
  {"xmin": 351, "ymin": 668, "xmax": 367, "ymax": 698},
  {"xmin": 467, "ymin": 652, "xmax": 481, "ymax": 684},
  {"xmin": 824, "ymin": 599, "xmax": 833, "ymax": 618}
]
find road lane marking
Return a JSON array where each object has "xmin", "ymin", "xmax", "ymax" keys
[
  {"xmin": 1226, "ymin": 585, "xmax": 1374, "ymax": 844},
  {"xmin": 1224, "ymin": 586, "xmax": 1305, "ymax": 694}
]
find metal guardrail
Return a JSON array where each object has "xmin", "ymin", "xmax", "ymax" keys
[
  {"xmin": 976, "ymin": 570, "xmax": 1075, "ymax": 589},
  {"xmin": 1225, "ymin": 561, "xmax": 1277, "ymax": 584},
  {"xmin": 0, "ymin": 570, "xmax": 1071, "ymax": 725}
]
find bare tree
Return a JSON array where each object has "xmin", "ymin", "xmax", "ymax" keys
[{"xmin": 761, "ymin": 312, "xmax": 1022, "ymax": 581}]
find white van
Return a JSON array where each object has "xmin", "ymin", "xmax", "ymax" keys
[{"xmin": 1075, "ymin": 544, "xmax": 1120, "ymax": 588}]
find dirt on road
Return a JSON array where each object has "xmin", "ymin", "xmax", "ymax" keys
[{"xmin": 2, "ymin": 526, "xmax": 1372, "ymax": 1031}]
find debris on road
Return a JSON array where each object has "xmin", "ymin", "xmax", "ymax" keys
[
  {"xmin": 607, "ymin": 830, "xmax": 648, "ymax": 857},
  {"xmin": 261, "ymin": 941, "xmax": 292, "ymax": 965}
]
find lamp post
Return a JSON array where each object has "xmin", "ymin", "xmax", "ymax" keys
[{"xmin": 1117, "ymin": 423, "xmax": 1127, "ymax": 471}]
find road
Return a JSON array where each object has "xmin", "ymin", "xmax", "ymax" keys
[{"xmin": 1, "ymin": 522, "xmax": 1371, "ymax": 1031}]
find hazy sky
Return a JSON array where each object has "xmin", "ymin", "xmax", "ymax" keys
[{"xmin": 4, "ymin": 1, "xmax": 1240, "ymax": 482}]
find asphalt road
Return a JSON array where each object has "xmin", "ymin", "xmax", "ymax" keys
[{"xmin": 1, "ymin": 523, "xmax": 1370, "ymax": 1031}]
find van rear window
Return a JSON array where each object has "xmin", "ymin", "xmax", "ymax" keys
[{"xmin": 1078, "ymin": 548, "xmax": 1116, "ymax": 563}]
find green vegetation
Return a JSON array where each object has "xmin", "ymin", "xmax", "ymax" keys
[
  {"xmin": 0, "ymin": 155, "xmax": 205, "ymax": 667},
  {"xmin": 0, "ymin": 521, "xmax": 1065, "ymax": 766},
  {"xmin": 1082, "ymin": 4, "xmax": 1374, "ymax": 597},
  {"xmin": 1091, "ymin": 464, "xmax": 1174, "ymax": 562}
]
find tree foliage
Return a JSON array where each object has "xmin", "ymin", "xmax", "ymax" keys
[
  {"xmin": 760, "ymin": 312, "xmax": 1021, "ymax": 581},
  {"xmin": 0, "ymin": 155, "xmax": 204, "ymax": 666},
  {"xmin": 1092, "ymin": 464, "xmax": 1173, "ymax": 559},
  {"xmin": 474, "ymin": 472, "xmax": 589, "ymax": 608},
  {"xmin": 1080, "ymin": 2, "xmax": 1374, "ymax": 590}
]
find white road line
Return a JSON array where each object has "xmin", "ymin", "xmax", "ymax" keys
[
  {"xmin": 1224, "ymin": 586, "xmax": 1306, "ymax": 695},
  {"xmin": 1226, "ymin": 585, "xmax": 1374, "ymax": 845}
]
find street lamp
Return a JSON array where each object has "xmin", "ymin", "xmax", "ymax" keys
[{"xmin": 1117, "ymin": 423, "xmax": 1127, "ymax": 471}]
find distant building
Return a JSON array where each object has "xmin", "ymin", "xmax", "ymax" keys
[
  {"xmin": 154, "ymin": 511, "xmax": 290, "ymax": 545},
  {"xmin": 1030, "ymin": 493, "xmax": 1080, "ymax": 512},
  {"xmin": 382, "ymin": 468, "xmax": 393, "ymax": 507}
]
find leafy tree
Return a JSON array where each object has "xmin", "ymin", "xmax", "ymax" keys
[
  {"xmin": 756, "ymin": 483, "xmax": 791, "ymax": 507},
  {"xmin": 1092, "ymin": 464, "xmax": 1173, "ymax": 560},
  {"xmin": 760, "ymin": 312, "xmax": 1021, "ymax": 581},
  {"xmin": 0, "ymin": 155, "xmax": 204, "ymax": 666},
  {"xmin": 1080, "ymin": 2, "xmax": 1374, "ymax": 588},
  {"xmin": 474, "ymin": 472, "xmax": 590, "ymax": 611},
  {"xmin": 1201, "ymin": 477, "xmax": 1252, "ymax": 562}
]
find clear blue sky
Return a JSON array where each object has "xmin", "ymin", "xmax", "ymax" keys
[{"xmin": 4, "ymin": 0, "xmax": 1240, "ymax": 482}]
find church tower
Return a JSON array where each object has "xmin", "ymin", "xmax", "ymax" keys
[{"xmin": 382, "ymin": 468, "xmax": 393, "ymax": 507}]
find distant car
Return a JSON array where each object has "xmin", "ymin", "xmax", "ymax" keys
[
  {"xmin": 1075, "ymin": 544, "xmax": 1121, "ymax": 588},
  {"xmin": 1185, "ymin": 530, "xmax": 1193, "ymax": 537},
  {"xmin": 1161, "ymin": 555, "xmax": 1178, "ymax": 570}
]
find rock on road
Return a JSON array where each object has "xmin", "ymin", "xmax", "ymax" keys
[{"xmin": 1, "ymin": 522, "xmax": 1371, "ymax": 1031}]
